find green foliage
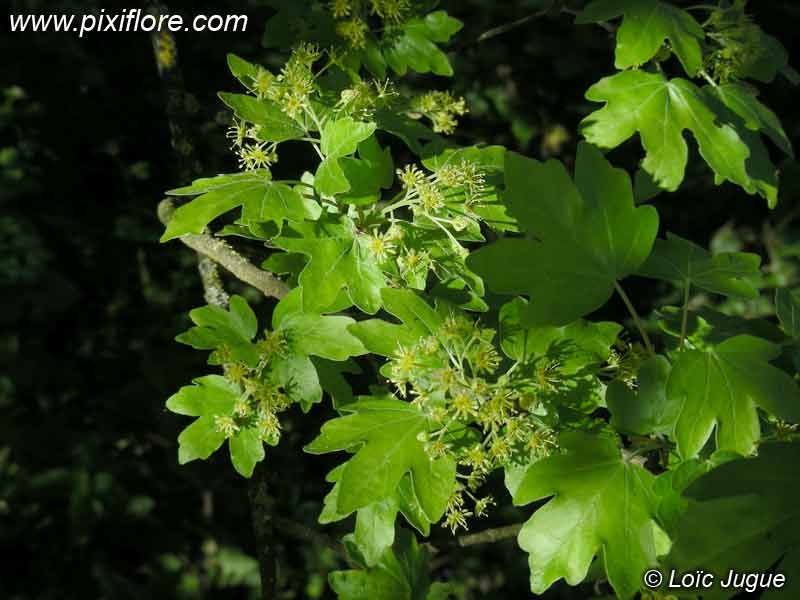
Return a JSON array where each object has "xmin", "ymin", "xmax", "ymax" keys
[
  {"xmin": 305, "ymin": 395, "xmax": 456, "ymax": 518},
  {"xmin": 667, "ymin": 443, "xmax": 800, "ymax": 597},
  {"xmin": 377, "ymin": 11, "xmax": 463, "ymax": 78},
  {"xmin": 167, "ymin": 295, "xmax": 368, "ymax": 474},
  {"xmin": 161, "ymin": 171, "xmax": 312, "ymax": 240},
  {"xmin": 512, "ymin": 432, "xmax": 661, "ymax": 600},
  {"xmin": 577, "ymin": 0, "xmax": 705, "ymax": 76},
  {"xmin": 329, "ymin": 529, "xmax": 449, "ymax": 599},
  {"xmin": 606, "ymin": 355, "xmax": 673, "ymax": 436},
  {"xmin": 582, "ymin": 71, "xmax": 776, "ymax": 202},
  {"xmin": 666, "ymin": 335, "xmax": 800, "ymax": 458},
  {"xmin": 155, "ymin": 2, "xmax": 800, "ymax": 598},
  {"xmin": 469, "ymin": 142, "xmax": 658, "ymax": 326},
  {"xmin": 275, "ymin": 216, "xmax": 386, "ymax": 314},
  {"xmin": 638, "ymin": 232, "xmax": 762, "ymax": 297}
]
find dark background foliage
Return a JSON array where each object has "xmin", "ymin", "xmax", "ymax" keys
[{"xmin": 2, "ymin": 1, "xmax": 798, "ymax": 598}]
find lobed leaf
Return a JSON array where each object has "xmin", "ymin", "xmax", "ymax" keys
[{"xmin": 468, "ymin": 142, "xmax": 658, "ymax": 326}]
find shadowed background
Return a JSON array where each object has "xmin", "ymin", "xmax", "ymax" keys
[{"xmin": 2, "ymin": 1, "xmax": 799, "ymax": 598}]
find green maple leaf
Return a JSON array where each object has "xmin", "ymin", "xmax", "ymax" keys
[
  {"xmin": 581, "ymin": 70, "xmax": 777, "ymax": 205},
  {"xmin": 304, "ymin": 395, "xmax": 456, "ymax": 518},
  {"xmin": 341, "ymin": 137, "xmax": 394, "ymax": 204},
  {"xmin": 607, "ymin": 355, "xmax": 675, "ymax": 436},
  {"xmin": 329, "ymin": 529, "xmax": 445, "ymax": 600},
  {"xmin": 226, "ymin": 53, "xmax": 259, "ymax": 88},
  {"xmin": 512, "ymin": 432, "xmax": 661, "ymax": 599},
  {"xmin": 467, "ymin": 142, "xmax": 658, "ymax": 326},
  {"xmin": 364, "ymin": 11, "xmax": 463, "ymax": 79},
  {"xmin": 269, "ymin": 295, "xmax": 367, "ymax": 411},
  {"xmin": 576, "ymin": 0, "xmax": 705, "ymax": 76},
  {"xmin": 219, "ymin": 92, "xmax": 305, "ymax": 143},
  {"xmin": 166, "ymin": 375, "xmax": 265, "ymax": 477},
  {"xmin": 638, "ymin": 232, "xmax": 762, "ymax": 298},
  {"xmin": 161, "ymin": 171, "xmax": 311, "ymax": 241},
  {"xmin": 658, "ymin": 305, "xmax": 785, "ymax": 349},
  {"xmin": 422, "ymin": 145, "xmax": 516, "ymax": 232},
  {"xmin": 169, "ymin": 296, "xmax": 368, "ymax": 477},
  {"xmin": 667, "ymin": 335, "xmax": 800, "ymax": 458},
  {"xmin": 712, "ymin": 83, "xmax": 793, "ymax": 157},
  {"xmin": 668, "ymin": 443, "xmax": 800, "ymax": 598},
  {"xmin": 320, "ymin": 117, "xmax": 376, "ymax": 159},
  {"xmin": 499, "ymin": 297, "xmax": 621, "ymax": 371},
  {"xmin": 175, "ymin": 295, "xmax": 260, "ymax": 366},
  {"xmin": 374, "ymin": 110, "xmax": 445, "ymax": 156},
  {"xmin": 321, "ymin": 467, "xmax": 432, "ymax": 567},
  {"xmin": 348, "ymin": 288, "xmax": 444, "ymax": 358},
  {"xmin": 275, "ymin": 216, "xmax": 385, "ymax": 314}
]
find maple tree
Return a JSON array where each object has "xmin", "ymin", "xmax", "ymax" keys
[{"xmin": 156, "ymin": 1, "xmax": 800, "ymax": 598}]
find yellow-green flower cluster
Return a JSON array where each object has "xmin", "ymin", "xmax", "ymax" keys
[
  {"xmin": 605, "ymin": 341, "xmax": 647, "ymax": 389},
  {"xmin": 337, "ymin": 17, "xmax": 369, "ymax": 49},
  {"xmin": 410, "ymin": 91, "xmax": 468, "ymax": 135},
  {"xmin": 362, "ymin": 158, "xmax": 490, "ymax": 292},
  {"xmin": 704, "ymin": 0, "xmax": 767, "ymax": 83},
  {"xmin": 394, "ymin": 159, "xmax": 488, "ymax": 218},
  {"xmin": 384, "ymin": 314, "xmax": 560, "ymax": 531},
  {"xmin": 237, "ymin": 141, "xmax": 279, "ymax": 171},
  {"xmin": 227, "ymin": 43, "xmax": 324, "ymax": 171},
  {"xmin": 247, "ymin": 43, "xmax": 319, "ymax": 118},
  {"xmin": 329, "ymin": 0, "xmax": 412, "ymax": 48},
  {"xmin": 212, "ymin": 331, "xmax": 292, "ymax": 446},
  {"xmin": 336, "ymin": 79, "xmax": 398, "ymax": 120}
]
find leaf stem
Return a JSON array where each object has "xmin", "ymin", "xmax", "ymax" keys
[
  {"xmin": 679, "ymin": 282, "xmax": 691, "ymax": 350},
  {"xmin": 614, "ymin": 282, "xmax": 655, "ymax": 356},
  {"xmin": 699, "ymin": 69, "xmax": 718, "ymax": 88},
  {"xmin": 380, "ymin": 195, "xmax": 415, "ymax": 215}
]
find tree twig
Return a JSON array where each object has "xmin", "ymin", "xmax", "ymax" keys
[
  {"xmin": 248, "ymin": 461, "xmax": 278, "ymax": 598},
  {"xmin": 146, "ymin": 4, "xmax": 280, "ymax": 598},
  {"xmin": 157, "ymin": 199, "xmax": 289, "ymax": 300},
  {"xmin": 456, "ymin": 523, "xmax": 523, "ymax": 547}
]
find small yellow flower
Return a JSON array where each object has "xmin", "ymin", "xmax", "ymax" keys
[
  {"xmin": 257, "ymin": 411, "xmax": 281, "ymax": 443},
  {"xmin": 224, "ymin": 362, "xmax": 249, "ymax": 384},
  {"xmin": 253, "ymin": 67, "xmax": 274, "ymax": 98},
  {"xmin": 370, "ymin": 0, "xmax": 410, "ymax": 23},
  {"xmin": 416, "ymin": 182, "xmax": 445, "ymax": 212},
  {"xmin": 214, "ymin": 415, "xmax": 240, "ymax": 438},
  {"xmin": 367, "ymin": 232, "xmax": 394, "ymax": 262},
  {"xmin": 426, "ymin": 437, "xmax": 450, "ymax": 459},
  {"xmin": 330, "ymin": 0, "xmax": 351, "ymax": 18},
  {"xmin": 292, "ymin": 42, "xmax": 321, "ymax": 67},
  {"xmin": 469, "ymin": 343, "xmax": 500, "ymax": 375},
  {"xmin": 233, "ymin": 397, "xmax": 252, "ymax": 417},
  {"xmin": 394, "ymin": 345, "xmax": 417, "ymax": 374},
  {"xmin": 282, "ymin": 93, "xmax": 306, "ymax": 119},
  {"xmin": 444, "ymin": 507, "xmax": 471, "ymax": 534},
  {"xmin": 226, "ymin": 120, "xmax": 248, "ymax": 149},
  {"xmin": 398, "ymin": 248, "xmax": 429, "ymax": 274},
  {"xmin": 238, "ymin": 142, "xmax": 277, "ymax": 171},
  {"xmin": 256, "ymin": 330, "xmax": 287, "ymax": 359},
  {"xmin": 451, "ymin": 391, "xmax": 476, "ymax": 419},
  {"xmin": 474, "ymin": 495, "xmax": 495, "ymax": 517},
  {"xmin": 397, "ymin": 164, "xmax": 425, "ymax": 190},
  {"xmin": 337, "ymin": 17, "xmax": 369, "ymax": 49}
]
